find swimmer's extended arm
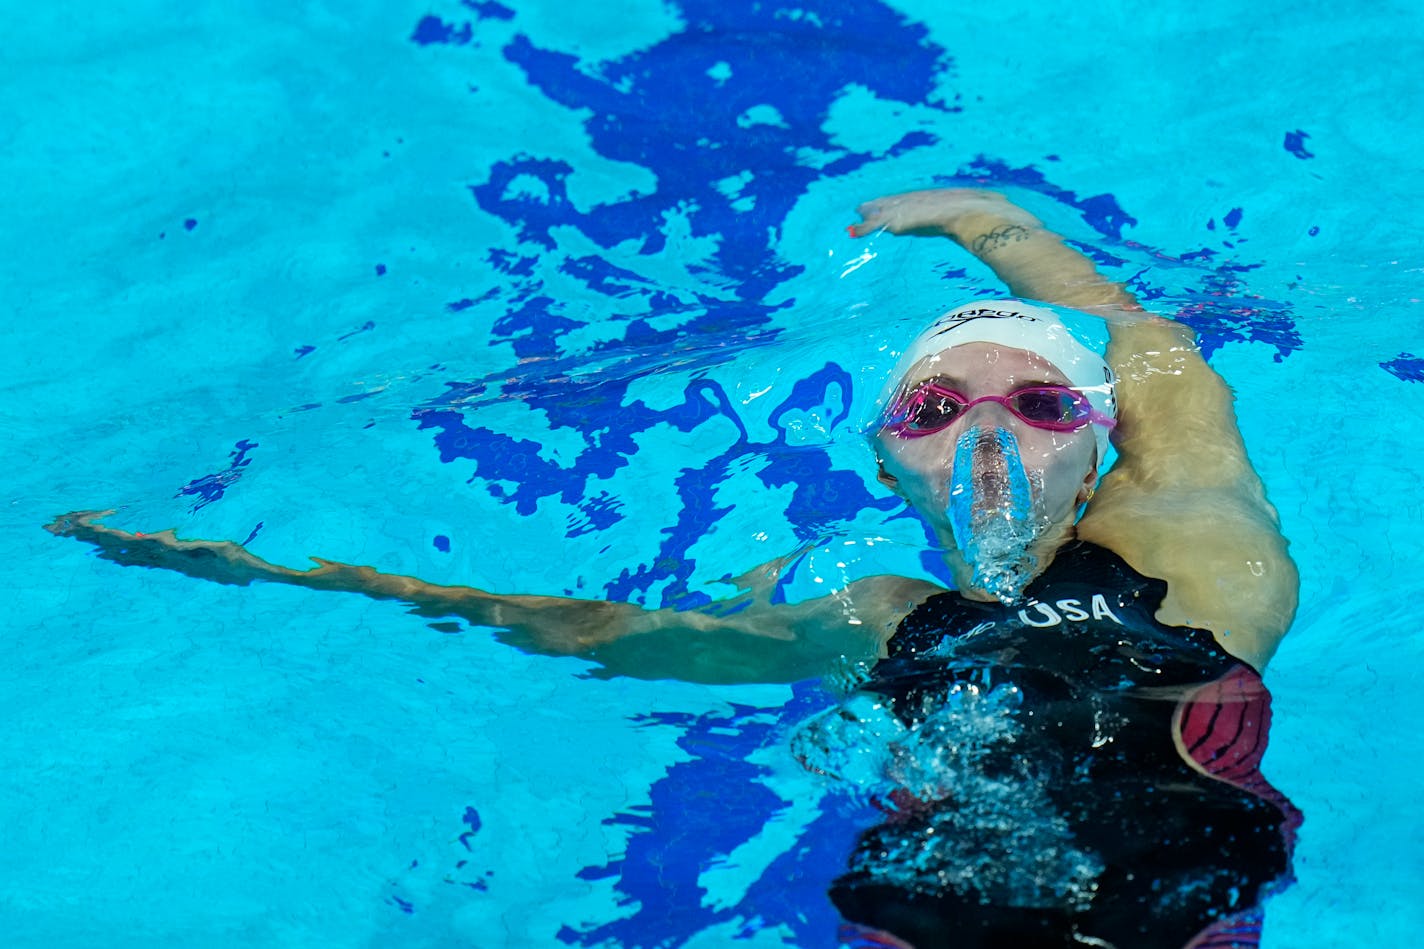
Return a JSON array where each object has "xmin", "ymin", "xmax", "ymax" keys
[
  {"xmin": 853, "ymin": 189, "xmax": 1298, "ymax": 669},
  {"xmin": 46, "ymin": 511, "xmax": 936, "ymax": 684}
]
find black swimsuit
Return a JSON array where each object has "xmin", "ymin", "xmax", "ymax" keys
[{"xmin": 820, "ymin": 541, "xmax": 1299, "ymax": 949}]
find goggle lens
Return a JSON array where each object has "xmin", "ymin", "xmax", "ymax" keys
[{"xmin": 1011, "ymin": 388, "xmax": 1085, "ymax": 426}]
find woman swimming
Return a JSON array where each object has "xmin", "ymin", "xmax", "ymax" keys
[{"xmin": 49, "ymin": 189, "xmax": 1300, "ymax": 947}]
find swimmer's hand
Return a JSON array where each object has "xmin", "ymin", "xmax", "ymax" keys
[
  {"xmin": 44, "ymin": 510, "xmax": 486, "ymax": 601},
  {"xmin": 45, "ymin": 510, "xmax": 301, "ymax": 586},
  {"xmin": 849, "ymin": 188, "xmax": 1042, "ymax": 238}
]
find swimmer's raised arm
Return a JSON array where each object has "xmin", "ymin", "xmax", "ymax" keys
[
  {"xmin": 854, "ymin": 188, "xmax": 1298, "ymax": 669},
  {"xmin": 46, "ymin": 511, "xmax": 937, "ymax": 684}
]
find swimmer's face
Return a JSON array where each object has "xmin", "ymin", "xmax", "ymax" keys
[{"xmin": 873, "ymin": 342, "xmax": 1099, "ymax": 544}]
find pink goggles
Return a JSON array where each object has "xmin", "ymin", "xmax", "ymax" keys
[{"xmin": 883, "ymin": 382, "xmax": 1116, "ymax": 438}]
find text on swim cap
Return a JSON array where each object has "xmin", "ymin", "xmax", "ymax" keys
[{"xmin": 929, "ymin": 308, "xmax": 1043, "ymax": 341}]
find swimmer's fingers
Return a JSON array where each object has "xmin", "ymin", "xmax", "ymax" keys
[
  {"xmin": 850, "ymin": 193, "xmax": 936, "ymax": 237},
  {"xmin": 850, "ymin": 188, "xmax": 1041, "ymax": 238},
  {"xmin": 44, "ymin": 509, "xmax": 120, "ymax": 537}
]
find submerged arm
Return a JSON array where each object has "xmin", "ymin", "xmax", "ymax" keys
[
  {"xmin": 46, "ymin": 511, "xmax": 936, "ymax": 684},
  {"xmin": 853, "ymin": 189, "xmax": 1298, "ymax": 668}
]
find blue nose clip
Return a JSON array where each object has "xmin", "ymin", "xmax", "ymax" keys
[{"xmin": 947, "ymin": 426, "xmax": 1040, "ymax": 602}]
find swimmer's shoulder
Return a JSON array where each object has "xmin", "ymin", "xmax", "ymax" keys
[{"xmin": 1071, "ymin": 523, "xmax": 1293, "ymax": 670}]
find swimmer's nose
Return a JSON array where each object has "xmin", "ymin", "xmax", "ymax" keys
[
  {"xmin": 926, "ymin": 400, "xmax": 1018, "ymax": 449},
  {"xmin": 962, "ymin": 399, "xmax": 1017, "ymax": 432}
]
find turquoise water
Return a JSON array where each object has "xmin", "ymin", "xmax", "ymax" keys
[{"xmin": 5, "ymin": 1, "xmax": 1423, "ymax": 945}]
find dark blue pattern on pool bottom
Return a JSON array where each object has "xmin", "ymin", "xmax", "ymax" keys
[
  {"xmin": 1383, "ymin": 353, "xmax": 1424, "ymax": 383},
  {"xmin": 374, "ymin": 2, "xmax": 1311, "ymax": 943},
  {"xmin": 557, "ymin": 681, "xmax": 860, "ymax": 947}
]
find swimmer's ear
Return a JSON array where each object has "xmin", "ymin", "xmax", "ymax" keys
[
  {"xmin": 876, "ymin": 460, "xmax": 904, "ymax": 495},
  {"xmin": 1077, "ymin": 465, "xmax": 1099, "ymax": 506}
]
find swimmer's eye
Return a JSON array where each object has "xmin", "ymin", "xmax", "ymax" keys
[
  {"xmin": 888, "ymin": 385, "xmax": 971, "ymax": 434},
  {"xmin": 1009, "ymin": 387, "xmax": 1083, "ymax": 425},
  {"xmin": 905, "ymin": 390, "xmax": 967, "ymax": 431}
]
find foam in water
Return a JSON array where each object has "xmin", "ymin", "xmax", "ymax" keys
[{"xmin": 792, "ymin": 681, "xmax": 1103, "ymax": 908}]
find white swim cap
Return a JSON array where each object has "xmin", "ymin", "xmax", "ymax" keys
[{"xmin": 885, "ymin": 299, "xmax": 1117, "ymax": 460}]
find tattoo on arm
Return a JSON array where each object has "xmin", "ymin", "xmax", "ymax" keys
[{"xmin": 970, "ymin": 224, "xmax": 1031, "ymax": 255}]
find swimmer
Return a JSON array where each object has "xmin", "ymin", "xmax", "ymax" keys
[{"xmin": 48, "ymin": 188, "xmax": 1301, "ymax": 948}]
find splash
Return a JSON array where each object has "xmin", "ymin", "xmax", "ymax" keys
[{"xmin": 792, "ymin": 681, "xmax": 1102, "ymax": 909}]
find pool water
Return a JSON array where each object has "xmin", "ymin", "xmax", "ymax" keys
[{"xmin": 5, "ymin": 0, "xmax": 1422, "ymax": 946}]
